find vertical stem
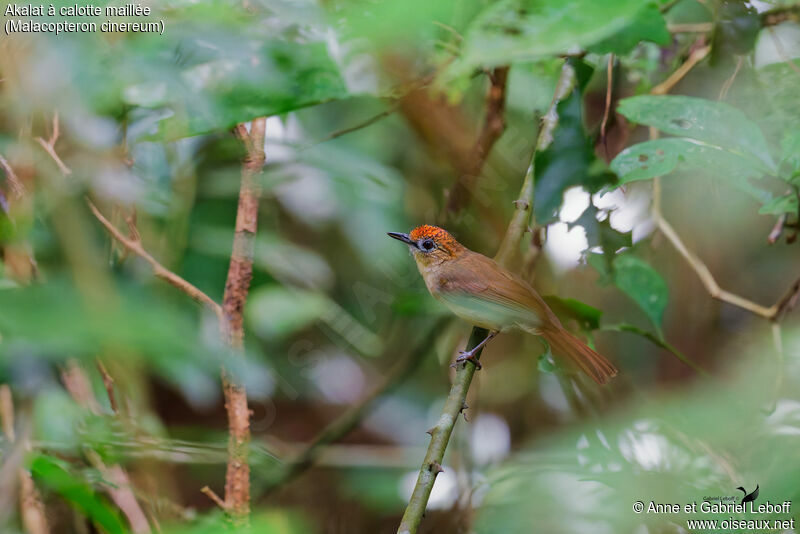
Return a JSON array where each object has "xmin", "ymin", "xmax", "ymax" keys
[{"xmin": 221, "ymin": 117, "xmax": 267, "ymax": 522}]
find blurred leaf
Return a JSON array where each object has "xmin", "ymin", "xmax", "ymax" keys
[
  {"xmin": 617, "ymin": 95, "xmax": 775, "ymax": 171},
  {"xmin": 780, "ymin": 129, "xmax": 800, "ymax": 179},
  {"xmin": 162, "ymin": 509, "xmax": 314, "ymax": 534},
  {"xmin": 474, "ymin": 351, "xmax": 798, "ymax": 534},
  {"xmin": 537, "ymin": 343, "xmax": 558, "ymax": 373},
  {"xmin": 590, "ymin": 252, "xmax": 668, "ymax": 333},
  {"xmin": 589, "ymin": 4, "xmax": 670, "ymax": 55},
  {"xmin": 30, "ymin": 455, "xmax": 127, "ymax": 534},
  {"xmin": 247, "ymin": 286, "xmax": 331, "ymax": 340},
  {"xmin": 758, "ymin": 193, "xmax": 798, "ymax": 215},
  {"xmin": 444, "ymin": 0, "xmax": 652, "ymax": 78},
  {"xmin": 711, "ymin": 0, "xmax": 760, "ymax": 59},
  {"xmin": 534, "ymin": 60, "xmax": 604, "ymax": 223},
  {"xmin": 610, "ymin": 137, "xmax": 771, "ymax": 206},
  {"xmin": 542, "ymin": 295, "xmax": 602, "ymax": 331},
  {"xmin": 33, "ymin": 389, "xmax": 85, "ymax": 453}
]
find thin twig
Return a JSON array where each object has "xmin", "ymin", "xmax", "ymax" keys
[
  {"xmin": 200, "ymin": 486, "xmax": 228, "ymax": 511},
  {"xmin": 651, "ymin": 44, "xmax": 711, "ymax": 95},
  {"xmin": 443, "ymin": 66, "xmax": 510, "ymax": 216},
  {"xmin": 302, "ymin": 105, "xmax": 397, "ymax": 150},
  {"xmin": 87, "ymin": 200, "xmax": 224, "ymax": 324},
  {"xmin": 600, "ymin": 54, "xmax": 614, "ymax": 161},
  {"xmin": 398, "ymin": 62, "xmax": 577, "ymax": 534},
  {"xmin": 35, "ymin": 114, "xmax": 72, "ymax": 176},
  {"xmin": 1, "ymin": 384, "xmax": 51, "ymax": 534},
  {"xmin": 718, "ymin": 56, "xmax": 744, "ymax": 101},
  {"xmin": 96, "ymin": 360, "xmax": 119, "ymax": 414}
]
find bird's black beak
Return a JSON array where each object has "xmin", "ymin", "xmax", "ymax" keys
[{"xmin": 387, "ymin": 232, "xmax": 413, "ymax": 245}]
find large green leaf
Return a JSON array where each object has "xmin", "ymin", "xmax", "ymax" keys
[
  {"xmin": 610, "ymin": 138, "xmax": 765, "ymax": 184},
  {"xmin": 617, "ymin": 95, "xmax": 775, "ymax": 171},
  {"xmin": 443, "ymin": 0, "xmax": 658, "ymax": 78}
]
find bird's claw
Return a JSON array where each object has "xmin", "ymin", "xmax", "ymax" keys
[{"xmin": 451, "ymin": 350, "xmax": 482, "ymax": 370}]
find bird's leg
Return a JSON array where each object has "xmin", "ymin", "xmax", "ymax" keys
[{"xmin": 452, "ymin": 331, "xmax": 498, "ymax": 370}]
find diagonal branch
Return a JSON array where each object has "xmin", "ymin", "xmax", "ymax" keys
[
  {"xmin": 87, "ymin": 200, "xmax": 224, "ymax": 323},
  {"xmin": 34, "ymin": 114, "xmax": 71, "ymax": 176},
  {"xmin": 444, "ymin": 67, "xmax": 510, "ymax": 217},
  {"xmin": 398, "ymin": 61, "xmax": 577, "ymax": 534}
]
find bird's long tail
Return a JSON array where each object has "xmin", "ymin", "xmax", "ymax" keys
[{"xmin": 541, "ymin": 327, "xmax": 617, "ymax": 385}]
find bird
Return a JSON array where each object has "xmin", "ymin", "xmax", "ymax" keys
[
  {"xmin": 737, "ymin": 485, "xmax": 759, "ymax": 504},
  {"xmin": 388, "ymin": 224, "xmax": 617, "ymax": 384}
]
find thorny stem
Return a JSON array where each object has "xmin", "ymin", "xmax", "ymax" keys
[
  {"xmin": 220, "ymin": 117, "xmax": 267, "ymax": 522},
  {"xmin": 397, "ymin": 61, "xmax": 577, "ymax": 534}
]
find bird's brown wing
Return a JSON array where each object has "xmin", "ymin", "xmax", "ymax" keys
[{"xmin": 431, "ymin": 250, "xmax": 559, "ymax": 331}]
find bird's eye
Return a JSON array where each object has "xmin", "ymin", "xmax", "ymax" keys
[{"xmin": 421, "ymin": 240, "xmax": 435, "ymax": 251}]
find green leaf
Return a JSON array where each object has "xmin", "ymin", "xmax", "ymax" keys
[
  {"xmin": 31, "ymin": 455, "xmax": 127, "ymax": 534},
  {"xmin": 247, "ymin": 286, "xmax": 331, "ymax": 340},
  {"xmin": 443, "ymin": 0, "xmax": 654, "ymax": 78},
  {"xmin": 610, "ymin": 137, "xmax": 765, "ymax": 184},
  {"xmin": 758, "ymin": 193, "xmax": 798, "ymax": 216},
  {"xmin": 617, "ymin": 95, "xmax": 775, "ymax": 171},
  {"xmin": 542, "ymin": 295, "xmax": 602, "ymax": 331},
  {"xmin": 534, "ymin": 60, "xmax": 614, "ymax": 222},
  {"xmin": 781, "ymin": 129, "xmax": 800, "ymax": 178},
  {"xmin": 589, "ymin": 4, "xmax": 670, "ymax": 55},
  {"xmin": 612, "ymin": 254, "xmax": 668, "ymax": 333},
  {"xmin": 148, "ymin": 40, "xmax": 347, "ymax": 140},
  {"xmin": 590, "ymin": 253, "xmax": 668, "ymax": 333}
]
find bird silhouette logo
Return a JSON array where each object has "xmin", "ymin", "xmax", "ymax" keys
[{"xmin": 737, "ymin": 484, "xmax": 759, "ymax": 504}]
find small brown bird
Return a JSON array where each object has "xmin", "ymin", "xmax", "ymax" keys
[{"xmin": 388, "ymin": 225, "xmax": 617, "ymax": 384}]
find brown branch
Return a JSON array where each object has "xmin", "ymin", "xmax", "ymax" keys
[
  {"xmin": 61, "ymin": 363, "xmax": 151, "ymax": 533},
  {"xmin": 0, "ymin": 154, "xmax": 26, "ymax": 199},
  {"xmin": 96, "ymin": 360, "xmax": 119, "ymax": 414},
  {"xmin": 651, "ymin": 44, "xmax": 710, "ymax": 95},
  {"xmin": 34, "ymin": 114, "xmax": 71, "ymax": 176},
  {"xmin": 220, "ymin": 116, "xmax": 266, "ymax": 522},
  {"xmin": 1, "ymin": 385, "xmax": 50, "ymax": 534},
  {"xmin": 200, "ymin": 486, "xmax": 227, "ymax": 510},
  {"xmin": 87, "ymin": 200, "xmax": 224, "ymax": 324},
  {"xmin": 600, "ymin": 54, "xmax": 614, "ymax": 161},
  {"xmin": 443, "ymin": 66, "xmax": 510, "ymax": 216}
]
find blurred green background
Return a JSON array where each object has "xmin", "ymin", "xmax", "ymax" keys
[{"xmin": 1, "ymin": 0, "xmax": 800, "ymax": 532}]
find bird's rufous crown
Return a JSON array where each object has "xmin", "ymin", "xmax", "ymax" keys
[{"xmin": 408, "ymin": 225, "xmax": 463, "ymax": 253}]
